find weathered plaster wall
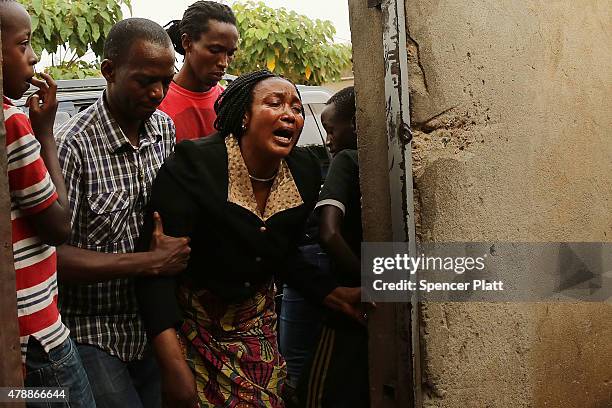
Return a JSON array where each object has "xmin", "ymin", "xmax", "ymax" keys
[
  {"xmin": 407, "ymin": 1, "xmax": 612, "ymax": 407},
  {"xmin": 349, "ymin": 0, "xmax": 612, "ymax": 406}
]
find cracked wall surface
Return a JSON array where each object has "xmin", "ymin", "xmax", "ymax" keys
[
  {"xmin": 411, "ymin": 1, "xmax": 611, "ymax": 407},
  {"xmin": 349, "ymin": 0, "xmax": 611, "ymax": 406}
]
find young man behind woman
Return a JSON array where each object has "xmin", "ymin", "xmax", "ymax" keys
[
  {"xmin": 160, "ymin": 0, "xmax": 239, "ymax": 141},
  {"xmin": 297, "ymin": 86, "xmax": 369, "ymax": 408}
]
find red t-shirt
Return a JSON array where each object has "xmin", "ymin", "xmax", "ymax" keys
[
  {"xmin": 3, "ymin": 97, "xmax": 69, "ymax": 361},
  {"xmin": 159, "ymin": 81, "xmax": 223, "ymax": 142}
]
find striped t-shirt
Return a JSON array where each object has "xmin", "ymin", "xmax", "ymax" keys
[{"xmin": 3, "ymin": 97, "xmax": 69, "ymax": 361}]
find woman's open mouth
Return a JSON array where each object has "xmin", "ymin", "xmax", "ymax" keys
[{"xmin": 272, "ymin": 128, "xmax": 294, "ymax": 146}]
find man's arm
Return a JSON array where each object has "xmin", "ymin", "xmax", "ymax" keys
[
  {"xmin": 57, "ymin": 212, "xmax": 190, "ymax": 283},
  {"xmin": 54, "ymin": 108, "xmax": 190, "ymax": 283}
]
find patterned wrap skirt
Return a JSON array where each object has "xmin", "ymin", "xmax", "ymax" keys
[{"xmin": 177, "ymin": 281, "xmax": 286, "ymax": 407}]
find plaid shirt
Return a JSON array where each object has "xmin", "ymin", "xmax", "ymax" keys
[{"xmin": 55, "ymin": 95, "xmax": 175, "ymax": 361}]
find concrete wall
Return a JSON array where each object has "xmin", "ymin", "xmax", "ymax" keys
[
  {"xmin": 348, "ymin": 3, "xmax": 406, "ymax": 406},
  {"xmin": 349, "ymin": 0, "xmax": 612, "ymax": 406}
]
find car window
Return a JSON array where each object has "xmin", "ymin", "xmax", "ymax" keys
[
  {"xmin": 308, "ymin": 103, "xmax": 326, "ymax": 118},
  {"xmin": 298, "ymin": 105, "xmax": 325, "ymax": 146},
  {"xmin": 298, "ymin": 104, "xmax": 331, "ymax": 181},
  {"xmin": 308, "ymin": 103, "xmax": 327, "ymax": 134},
  {"xmin": 16, "ymin": 79, "xmax": 333, "ymax": 155}
]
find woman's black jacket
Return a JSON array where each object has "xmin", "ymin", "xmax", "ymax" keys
[{"xmin": 136, "ymin": 133, "xmax": 337, "ymax": 339}]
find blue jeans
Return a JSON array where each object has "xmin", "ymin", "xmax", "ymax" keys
[
  {"xmin": 25, "ymin": 336, "xmax": 96, "ymax": 408},
  {"xmin": 279, "ymin": 244, "xmax": 328, "ymax": 388},
  {"xmin": 76, "ymin": 345, "xmax": 161, "ymax": 408}
]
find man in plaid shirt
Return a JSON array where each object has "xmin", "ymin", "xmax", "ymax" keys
[{"xmin": 55, "ymin": 19, "xmax": 190, "ymax": 407}]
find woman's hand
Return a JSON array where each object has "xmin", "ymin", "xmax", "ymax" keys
[
  {"xmin": 160, "ymin": 359, "xmax": 198, "ymax": 408},
  {"xmin": 153, "ymin": 328, "xmax": 199, "ymax": 408}
]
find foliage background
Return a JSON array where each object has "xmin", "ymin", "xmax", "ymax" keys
[
  {"xmin": 21, "ymin": 0, "xmax": 131, "ymax": 79},
  {"xmin": 229, "ymin": 1, "xmax": 352, "ymax": 85},
  {"xmin": 21, "ymin": 0, "xmax": 352, "ymax": 85}
]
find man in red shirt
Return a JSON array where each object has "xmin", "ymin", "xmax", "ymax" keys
[{"xmin": 159, "ymin": 1, "xmax": 239, "ymax": 141}]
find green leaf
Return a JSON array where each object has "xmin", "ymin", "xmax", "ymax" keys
[
  {"xmin": 59, "ymin": 25, "xmax": 72, "ymax": 43},
  {"xmin": 255, "ymin": 28, "xmax": 266, "ymax": 40},
  {"xmin": 31, "ymin": 0, "xmax": 43, "ymax": 15},
  {"xmin": 103, "ymin": 22, "xmax": 112, "ymax": 36},
  {"xmin": 42, "ymin": 23, "xmax": 52, "ymax": 41},
  {"xmin": 31, "ymin": 15, "xmax": 39, "ymax": 31},
  {"xmin": 100, "ymin": 10, "xmax": 111, "ymax": 22},
  {"xmin": 91, "ymin": 24, "xmax": 101, "ymax": 42},
  {"xmin": 76, "ymin": 17, "xmax": 87, "ymax": 38}
]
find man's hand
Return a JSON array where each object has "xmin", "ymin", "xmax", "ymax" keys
[
  {"xmin": 160, "ymin": 359, "xmax": 199, "ymax": 408},
  {"xmin": 322, "ymin": 286, "xmax": 374, "ymax": 326},
  {"xmin": 148, "ymin": 212, "xmax": 191, "ymax": 276},
  {"xmin": 27, "ymin": 72, "xmax": 58, "ymax": 139}
]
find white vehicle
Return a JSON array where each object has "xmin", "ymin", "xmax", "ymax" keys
[{"xmin": 16, "ymin": 77, "xmax": 333, "ymax": 176}]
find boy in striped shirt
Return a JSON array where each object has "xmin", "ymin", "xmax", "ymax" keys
[{"xmin": 1, "ymin": 1, "xmax": 94, "ymax": 405}]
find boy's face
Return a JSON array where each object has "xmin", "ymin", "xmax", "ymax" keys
[
  {"xmin": 321, "ymin": 103, "xmax": 357, "ymax": 156},
  {"xmin": 102, "ymin": 39, "xmax": 175, "ymax": 121},
  {"xmin": 1, "ymin": 2, "xmax": 38, "ymax": 100}
]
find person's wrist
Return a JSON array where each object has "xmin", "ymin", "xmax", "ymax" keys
[
  {"xmin": 159, "ymin": 354, "xmax": 191, "ymax": 375},
  {"xmin": 32, "ymin": 125, "xmax": 54, "ymax": 140},
  {"xmin": 322, "ymin": 288, "xmax": 340, "ymax": 309},
  {"xmin": 136, "ymin": 251, "xmax": 159, "ymax": 277},
  {"xmin": 149, "ymin": 254, "xmax": 163, "ymax": 277}
]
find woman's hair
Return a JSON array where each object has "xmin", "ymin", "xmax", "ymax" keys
[
  {"xmin": 214, "ymin": 70, "xmax": 303, "ymax": 139},
  {"xmin": 165, "ymin": 1, "xmax": 236, "ymax": 55},
  {"xmin": 326, "ymin": 86, "xmax": 356, "ymax": 121}
]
